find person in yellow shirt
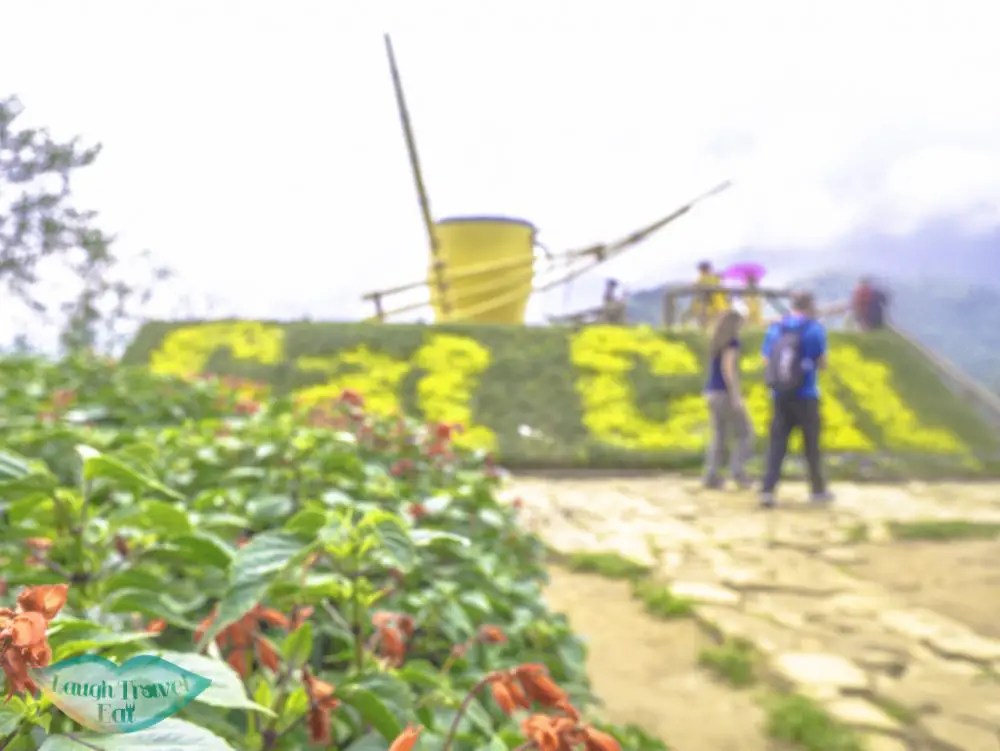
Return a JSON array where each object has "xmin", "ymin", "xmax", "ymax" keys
[{"xmin": 692, "ymin": 261, "xmax": 727, "ymax": 328}]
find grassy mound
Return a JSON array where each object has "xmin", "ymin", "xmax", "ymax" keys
[
  {"xmin": 0, "ymin": 354, "xmax": 665, "ymax": 751},
  {"xmin": 121, "ymin": 321, "xmax": 1000, "ymax": 478}
]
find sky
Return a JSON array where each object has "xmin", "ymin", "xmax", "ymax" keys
[{"xmin": 2, "ymin": 0, "xmax": 1000, "ymax": 343}]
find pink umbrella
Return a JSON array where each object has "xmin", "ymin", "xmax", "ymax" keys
[{"xmin": 720, "ymin": 262, "xmax": 766, "ymax": 283}]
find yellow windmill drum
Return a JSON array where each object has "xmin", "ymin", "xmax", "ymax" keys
[{"xmin": 428, "ymin": 216, "xmax": 536, "ymax": 324}]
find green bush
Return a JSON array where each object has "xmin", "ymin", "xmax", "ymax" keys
[{"xmin": 0, "ymin": 355, "xmax": 667, "ymax": 751}]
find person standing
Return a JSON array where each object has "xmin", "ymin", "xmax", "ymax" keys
[
  {"xmin": 691, "ymin": 261, "xmax": 727, "ymax": 329},
  {"xmin": 867, "ymin": 284, "xmax": 888, "ymax": 330},
  {"xmin": 759, "ymin": 291, "xmax": 833, "ymax": 507},
  {"xmin": 703, "ymin": 309, "xmax": 753, "ymax": 489},
  {"xmin": 850, "ymin": 277, "xmax": 874, "ymax": 331}
]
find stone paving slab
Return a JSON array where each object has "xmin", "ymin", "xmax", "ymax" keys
[{"xmin": 507, "ymin": 475, "xmax": 1000, "ymax": 751}]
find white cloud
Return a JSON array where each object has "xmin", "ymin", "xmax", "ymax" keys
[{"xmin": 1, "ymin": 0, "xmax": 998, "ymax": 333}]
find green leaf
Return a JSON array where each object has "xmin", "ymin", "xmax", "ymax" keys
[
  {"xmin": 410, "ymin": 529, "xmax": 471, "ymax": 548},
  {"xmin": 141, "ymin": 499, "xmax": 193, "ymax": 537},
  {"xmin": 77, "ymin": 446, "xmax": 184, "ymax": 501},
  {"xmin": 171, "ymin": 532, "xmax": 235, "ymax": 569},
  {"xmin": 197, "ymin": 533, "xmax": 310, "ymax": 649},
  {"xmin": 102, "ymin": 589, "xmax": 198, "ymax": 628},
  {"xmin": 0, "ymin": 701, "xmax": 24, "ymax": 735},
  {"xmin": 343, "ymin": 732, "xmax": 389, "ymax": 751},
  {"xmin": 338, "ymin": 686, "xmax": 402, "ymax": 742},
  {"xmin": 246, "ymin": 494, "xmax": 294, "ymax": 523},
  {"xmin": 153, "ymin": 651, "xmax": 274, "ymax": 716},
  {"xmin": 281, "ymin": 621, "xmax": 313, "ymax": 667},
  {"xmin": 39, "ymin": 718, "xmax": 236, "ymax": 749},
  {"xmin": 285, "ymin": 509, "xmax": 327, "ymax": 537},
  {"xmin": 52, "ymin": 631, "xmax": 153, "ymax": 662}
]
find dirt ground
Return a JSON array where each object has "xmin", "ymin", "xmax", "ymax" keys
[
  {"xmin": 543, "ymin": 566, "xmax": 774, "ymax": 751},
  {"xmin": 847, "ymin": 539, "xmax": 1000, "ymax": 639}
]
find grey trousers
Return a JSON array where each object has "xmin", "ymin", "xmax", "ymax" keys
[{"xmin": 704, "ymin": 391, "xmax": 753, "ymax": 481}]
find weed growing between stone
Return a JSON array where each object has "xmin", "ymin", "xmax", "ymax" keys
[
  {"xmin": 764, "ymin": 693, "xmax": 865, "ymax": 751},
  {"xmin": 697, "ymin": 638, "xmax": 756, "ymax": 688},
  {"xmin": 559, "ymin": 551, "xmax": 694, "ymax": 620},
  {"xmin": 887, "ymin": 519, "xmax": 1000, "ymax": 542}
]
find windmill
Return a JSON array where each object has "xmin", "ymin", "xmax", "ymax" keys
[{"xmin": 361, "ymin": 34, "xmax": 732, "ymax": 325}]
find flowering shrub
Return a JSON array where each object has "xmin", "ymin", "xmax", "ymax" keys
[
  {"xmin": 0, "ymin": 355, "xmax": 665, "ymax": 750},
  {"xmin": 121, "ymin": 321, "xmax": 998, "ymax": 474}
]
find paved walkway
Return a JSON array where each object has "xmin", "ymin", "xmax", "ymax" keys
[{"xmin": 507, "ymin": 475, "xmax": 1000, "ymax": 751}]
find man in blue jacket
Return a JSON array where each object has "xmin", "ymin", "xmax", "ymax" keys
[{"xmin": 759, "ymin": 291, "xmax": 833, "ymax": 507}]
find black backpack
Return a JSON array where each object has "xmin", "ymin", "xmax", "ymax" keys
[{"xmin": 765, "ymin": 323, "xmax": 806, "ymax": 394}]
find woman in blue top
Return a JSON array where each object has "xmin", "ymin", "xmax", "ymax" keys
[{"xmin": 704, "ymin": 309, "xmax": 753, "ymax": 489}]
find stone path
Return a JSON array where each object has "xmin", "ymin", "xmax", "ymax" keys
[{"xmin": 506, "ymin": 475, "xmax": 1000, "ymax": 751}]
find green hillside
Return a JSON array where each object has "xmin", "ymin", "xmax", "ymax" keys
[{"xmin": 123, "ymin": 320, "xmax": 1000, "ymax": 479}]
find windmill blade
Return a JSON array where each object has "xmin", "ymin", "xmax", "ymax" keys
[
  {"xmin": 534, "ymin": 180, "xmax": 733, "ymax": 292},
  {"xmin": 384, "ymin": 34, "xmax": 451, "ymax": 318}
]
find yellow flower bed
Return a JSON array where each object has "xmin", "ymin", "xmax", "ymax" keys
[
  {"xmin": 832, "ymin": 344, "xmax": 966, "ymax": 454},
  {"xmin": 148, "ymin": 322, "xmax": 285, "ymax": 378},
  {"xmin": 295, "ymin": 346, "xmax": 410, "ymax": 418},
  {"xmin": 413, "ymin": 334, "xmax": 496, "ymax": 452},
  {"xmin": 570, "ymin": 326, "xmax": 707, "ymax": 450},
  {"xmin": 143, "ymin": 321, "xmax": 968, "ymax": 460}
]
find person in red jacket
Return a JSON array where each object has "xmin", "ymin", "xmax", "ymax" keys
[{"xmin": 851, "ymin": 277, "xmax": 874, "ymax": 331}]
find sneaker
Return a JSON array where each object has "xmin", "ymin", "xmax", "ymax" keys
[
  {"xmin": 702, "ymin": 477, "xmax": 724, "ymax": 490},
  {"xmin": 810, "ymin": 491, "xmax": 835, "ymax": 504},
  {"xmin": 758, "ymin": 491, "xmax": 776, "ymax": 508}
]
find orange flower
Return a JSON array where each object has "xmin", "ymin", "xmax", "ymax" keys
[
  {"xmin": 514, "ymin": 663, "xmax": 567, "ymax": 707},
  {"xmin": 255, "ymin": 637, "xmax": 281, "ymax": 673},
  {"xmin": 302, "ymin": 668, "xmax": 339, "ymax": 710},
  {"xmin": 195, "ymin": 604, "xmax": 291, "ymax": 676},
  {"xmin": 389, "ymin": 725, "xmax": 422, "ymax": 751},
  {"xmin": 371, "ymin": 611, "xmax": 414, "ymax": 667},
  {"xmin": 1, "ymin": 585, "xmax": 67, "ymax": 700},
  {"xmin": 489, "ymin": 677, "xmax": 531, "ymax": 716},
  {"xmin": 553, "ymin": 699, "xmax": 580, "ymax": 722},
  {"xmin": 9, "ymin": 613, "xmax": 47, "ymax": 648},
  {"xmin": 338, "ymin": 389, "xmax": 364, "ymax": 407},
  {"xmin": 521, "ymin": 715, "xmax": 576, "ymax": 751},
  {"xmin": 302, "ymin": 667, "xmax": 339, "ymax": 746},
  {"xmin": 581, "ymin": 726, "xmax": 621, "ymax": 751},
  {"xmin": 114, "ymin": 536, "xmax": 130, "ymax": 558},
  {"xmin": 147, "ymin": 619, "xmax": 167, "ymax": 634},
  {"xmin": 307, "ymin": 704, "xmax": 332, "ymax": 746},
  {"xmin": 227, "ymin": 649, "xmax": 250, "ymax": 678},
  {"xmin": 0, "ymin": 645, "xmax": 36, "ymax": 698},
  {"xmin": 17, "ymin": 584, "xmax": 68, "ymax": 621},
  {"xmin": 477, "ymin": 624, "xmax": 507, "ymax": 644},
  {"xmin": 24, "ymin": 538, "xmax": 52, "ymax": 553},
  {"xmin": 290, "ymin": 606, "xmax": 314, "ymax": 631}
]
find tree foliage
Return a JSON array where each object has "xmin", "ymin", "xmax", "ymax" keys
[{"xmin": 0, "ymin": 95, "xmax": 170, "ymax": 354}]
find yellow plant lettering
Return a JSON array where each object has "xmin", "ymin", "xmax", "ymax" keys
[
  {"xmin": 832, "ymin": 345, "xmax": 967, "ymax": 454},
  {"xmin": 295, "ymin": 346, "xmax": 410, "ymax": 417},
  {"xmin": 414, "ymin": 334, "xmax": 497, "ymax": 452},
  {"xmin": 148, "ymin": 322, "xmax": 285, "ymax": 378},
  {"xmin": 571, "ymin": 326, "xmax": 706, "ymax": 450}
]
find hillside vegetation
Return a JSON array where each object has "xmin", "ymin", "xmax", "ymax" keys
[{"xmin": 122, "ymin": 320, "xmax": 1000, "ymax": 478}]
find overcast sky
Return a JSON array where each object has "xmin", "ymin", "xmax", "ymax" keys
[{"xmin": 2, "ymin": 0, "xmax": 999, "ymax": 337}]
